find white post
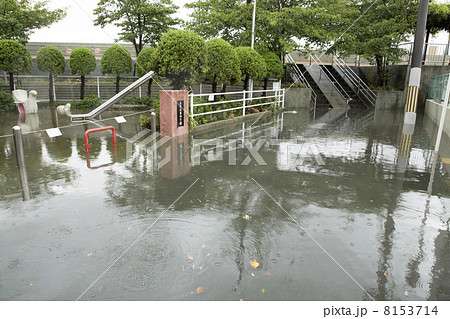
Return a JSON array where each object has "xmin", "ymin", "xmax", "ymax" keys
[
  {"xmin": 249, "ymin": 0, "xmax": 257, "ymax": 102},
  {"xmin": 243, "ymin": 90, "xmax": 246, "ymax": 116},
  {"xmin": 190, "ymin": 93, "xmax": 194, "ymax": 118},
  {"xmin": 53, "ymin": 79, "xmax": 56, "ymax": 101},
  {"xmin": 97, "ymin": 76, "xmax": 100, "ymax": 98},
  {"xmin": 200, "ymin": 83, "xmax": 203, "ymax": 95},
  {"xmin": 139, "ymin": 86, "xmax": 142, "ymax": 98},
  {"xmin": 433, "ymin": 74, "xmax": 450, "ymax": 156},
  {"xmin": 282, "ymin": 88, "xmax": 285, "ymax": 109}
]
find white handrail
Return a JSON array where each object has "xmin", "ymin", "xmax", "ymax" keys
[
  {"xmin": 333, "ymin": 57, "xmax": 377, "ymax": 107},
  {"xmin": 286, "ymin": 54, "xmax": 317, "ymax": 111},
  {"xmin": 190, "ymin": 88, "xmax": 285, "ymax": 118},
  {"xmin": 310, "ymin": 54, "xmax": 352, "ymax": 104}
]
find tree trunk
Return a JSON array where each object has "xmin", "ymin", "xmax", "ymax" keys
[
  {"xmin": 263, "ymin": 78, "xmax": 269, "ymax": 96},
  {"xmin": 221, "ymin": 83, "xmax": 227, "ymax": 99},
  {"xmin": 423, "ymin": 29, "xmax": 431, "ymax": 65},
  {"xmin": 80, "ymin": 75, "xmax": 85, "ymax": 100},
  {"xmin": 244, "ymin": 75, "xmax": 249, "ymax": 91},
  {"xmin": 9, "ymin": 72, "xmax": 14, "ymax": 92},
  {"xmin": 147, "ymin": 78, "xmax": 153, "ymax": 97},
  {"xmin": 49, "ymin": 73, "xmax": 54, "ymax": 105},
  {"xmin": 375, "ymin": 56, "xmax": 384, "ymax": 88},
  {"xmin": 116, "ymin": 76, "xmax": 120, "ymax": 94}
]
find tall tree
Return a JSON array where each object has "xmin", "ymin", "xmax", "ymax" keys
[
  {"xmin": 0, "ymin": 39, "xmax": 32, "ymax": 91},
  {"xmin": 260, "ymin": 51, "xmax": 283, "ymax": 94},
  {"xmin": 185, "ymin": 0, "xmax": 350, "ymax": 57},
  {"xmin": 136, "ymin": 47, "xmax": 156, "ymax": 96},
  {"xmin": 424, "ymin": 1, "xmax": 450, "ymax": 63},
  {"xmin": 0, "ymin": 0, "xmax": 66, "ymax": 43},
  {"xmin": 234, "ymin": 46, "xmax": 266, "ymax": 91},
  {"xmin": 94, "ymin": 0, "xmax": 180, "ymax": 57},
  {"xmin": 333, "ymin": 0, "xmax": 419, "ymax": 87},
  {"xmin": 205, "ymin": 38, "xmax": 241, "ymax": 97},
  {"xmin": 36, "ymin": 46, "xmax": 65, "ymax": 104},
  {"xmin": 69, "ymin": 47, "xmax": 97, "ymax": 99},
  {"xmin": 154, "ymin": 30, "xmax": 207, "ymax": 89},
  {"xmin": 100, "ymin": 45, "xmax": 133, "ymax": 94}
]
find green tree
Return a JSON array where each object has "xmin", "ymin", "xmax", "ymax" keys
[
  {"xmin": 333, "ymin": 0, "xmax": 419, "ymax": 87},
  {"xmin": 94, "ymin": 0, "xmax": 180, "ymax": 57},
  {"xmin": 234, "ymin": 46, "xmax": 266, "ymax": 91},
  {"xmin": 185, "ymin": 0, "xmax": 350, "ymax": 57},
  {"xmin": 69, "ymin": 47, "xmax": 97, "ymax": 99},
  {"xmin": 424, "ymin": 1, "xmax": 450, "ymax": 63},
  {"xmin": 205, "ymin": 38, "xmax": 241, "ymax": 97},
  {"xmin": 136, "ymin": 47, "xmax": 156, "ymax": 96},
  {"xmin": 0, "ymin": 0, "xmax": 66, "ymax": 43},
  {"xmin": 100, "ymin": 45, "xmax": 133, "ymax": 94},
  {"xmin": 36, "ymin": 46, "xmax": 65, "ymax": 104},
  {"xmin": 0, "ymin": 39, "xmax": 32, "ymax": 91},
  {"xmin": 260, "ymin": 51, "xmax": 283, "ymax": 94},
  {"xmin": 154, "ymin": 30, "xmax": 207, "ymax": 89}
]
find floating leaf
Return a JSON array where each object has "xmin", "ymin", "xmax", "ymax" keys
[
  {"xmin": 384, "ymin": 271, "xmax": 388, "ymax": 276},
  {"xmin": 87, "ymin": 253, "xmax": 93, "ymax": 257},
  {"xmin": 243, "ymin": 214, "xmax": 252, "ymax": 220},
  {"xmin": 127, "ymin": 226, "xmax": 132, "ymax": 230},
  {"xmin": 251, "ymin": 273, "xmax": 255, "ymax": 277},
  {"xmin": 250, "ymin": 259, "xmax": 260, "ymax": 268},
  {"xmin": 206, "ymin": 253, "xmax": 211, "ymax": 257},
  {"xmin": 240, "ymin": 298, "xmax": 244, "ymax": 301},
  {"xmin": 197, "ymin": 199, "xmax": 202, "ymax": 203},
  {"xmin": 200, "ymin": 185, "xmax": 205, "ymax": 188},
  {"xmin": 201, "ymin": 244, "xmax": 207, "ymax": 248},
  {"xmin": 219, "ymin": 186, "xmax": 224, "ymax": 190},
  {"xmin": 261, "ymin": 288, "xmax": 265, "ymax": 294},
  {"xmin": 404, "ymin": 291, "xmax": 409, "ymax": 296},
  {"xmin": 196, "ymin": 286, "xmax": 203, "ymax": 294},
  {"xmin": 199, "ymin": 265, "xmax": 203, "ymax": 270},
  {"xmin": 187, "ymin": 252, "xmax": 194, "ymax": 260},
  {"xmin": 264, "ymin": 272, "xmax": 271, "ymax": 276}
]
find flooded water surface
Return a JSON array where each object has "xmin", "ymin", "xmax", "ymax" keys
[{"xmin": 0, "ymin": 105, "xmax": 449, "ymax": 301}]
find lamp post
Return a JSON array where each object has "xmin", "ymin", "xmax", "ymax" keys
[{"xmin": 248, "ymin": 0, "xmax": 257, "ymax": 100}]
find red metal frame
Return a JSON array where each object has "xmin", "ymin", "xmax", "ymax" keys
[
  {"xmin": 84, "ymin": 126, "xmax": 117, "ymax": 152},
  {"xmin": 86, "ymin": 146, "xmax": 117, "ymax": 170}
]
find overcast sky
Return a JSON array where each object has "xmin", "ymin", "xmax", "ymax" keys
[
  {"xmin": 29, "ymin": 0, "xmax": 449, "ymax": 44},
  {"xmin": 29, "ymin": 0, "xmax": 193, "ymax": 43}
]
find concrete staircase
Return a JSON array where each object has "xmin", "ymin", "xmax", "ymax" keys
[{"xmin": 298, "ymin": 64, "xmax": 332, "ymax": 109}]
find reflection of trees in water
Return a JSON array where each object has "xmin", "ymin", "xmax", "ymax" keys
[{"xmin": 429, "ymin": 226, "xmax": 450, "ymax": 300}]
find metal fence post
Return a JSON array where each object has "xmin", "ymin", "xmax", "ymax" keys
[
  {"xmin": 97, "ymin": 76, "xmax": 100, "ymax": 98},
  {"xmin": 243, "ymin": 90, "xmax": 246, "ymax": 116},
  {"xmin": 12, "ymin": 126, "xmax": 30, "ymax": 201},
  {"xmin": 151, "ymin": 111, "xmax": 157, "ymax": 133}
]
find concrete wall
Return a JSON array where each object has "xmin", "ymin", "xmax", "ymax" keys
[
  {"xmin": 284, "ymin": 88, "xmax": 311, "ymax": 109},
  {"xmin": 425, "ymin": 99, "xmax": 450, "ymax": 138},
  {"xmin": 357, "ymin": 65, "xmax": 450, "ymax": 111},
  {"xmin": 375, "ymin": 90, "xmax": 404, "ymax": 110}
]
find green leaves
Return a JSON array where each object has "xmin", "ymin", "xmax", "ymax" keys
[
  {"xmin": 234, "ymin": 46, "xmax": 266, "ymax": 81},
  {"xmin": 94, "ymin": 0, "xmax": 180, "ymax": 56},
  {"xmin": 205, "ymin": 38, "xmax": 241, "ymax": 85},
  {"xmin": 0, "ymin": 0, "xmax": 66, "ymax": 44},
  {"xmin": 0, "ymin": 40, "xmax": 32, "ymax": 74},
  {"xmin": 136, "ymin": 47, "xmax": 157, "ymax": 77},
  {"xmin": 69, "ymin": 47, "xmax": 96, "ymax": 77},
  {"xmin": 100, "ymin": 45, "xmax": 133, "ymax": 77},
  {"xmin": 36, "ymin": 46, "xmax": 65, "ymax": 75},
  {"xmin": 261, "ymin": 52, "xmax": 283, "ymax": 80},
  {"xmin": 154, "ymin": 30, "xmax": 207, "ymax": 89}
]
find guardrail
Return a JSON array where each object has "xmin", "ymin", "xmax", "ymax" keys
[
  {"xmin": 333, "ymin": 56, "xmax": 377, "ymax": 107},
  {"xmin": 309, "ymin": 54, "xmax": 352, "ymax": 105},
  {"xmin": 189, "ymin": 88, "xmax": 285, "ymax": 120},
  {"xmin": 286, "ymin": 54, "xmax": 317, "ymax": 113}
]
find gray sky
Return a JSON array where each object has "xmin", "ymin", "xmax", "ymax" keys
[{"xmin": 29, "ymin": 0, "xmax": 449, "ymax": 44}]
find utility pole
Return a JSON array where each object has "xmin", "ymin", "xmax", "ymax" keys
[
  {"xmin": 248, "ymin": 0, "xmax": 257, "ymax": 100},
  {"xmin": 404, "ymin": 0, "xmax": 430, "ymax": 125}
]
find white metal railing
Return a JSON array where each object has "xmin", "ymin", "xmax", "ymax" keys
[
  {"xmin": 310, "ymin": 54, "xmax": 352, "ymax": 105},
  {"xmin": 333, "ymin": 56, "xmax": 377, "ymax": 107},
  {"xmin": 189, "ymin": 88, "xmax": 285, "ymax": 119},
  {"xmin": 398, "ymin": 42, "xmax": 450, "ymax": 65},
  {"xmin": 286, "ymin": 53, "xmax": 317, "ymax": 112}
]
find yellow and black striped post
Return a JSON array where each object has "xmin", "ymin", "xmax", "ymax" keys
[{"xmin": 404, "ymin": 0, "xmax": 429, "ymax": 125}]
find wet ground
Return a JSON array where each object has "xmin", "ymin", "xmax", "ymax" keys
[{"xmin": 0, "ymin": 104, "xmax": 449, "ymax": 301}]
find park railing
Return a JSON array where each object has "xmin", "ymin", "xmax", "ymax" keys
[{"xmin": 189, "ymin": 88, "xmax": 285, "ymax": 123}]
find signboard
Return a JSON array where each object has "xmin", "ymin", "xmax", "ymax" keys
[{"xmin": 177, "ymin": 100, "xmax": 184, "ymax": 127}]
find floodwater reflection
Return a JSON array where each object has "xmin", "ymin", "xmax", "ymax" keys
[{"xmin": 0, "ymin": 106, "xmax": 449, "ymax": 301}]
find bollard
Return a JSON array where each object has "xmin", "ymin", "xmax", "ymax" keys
[
  {"xmin": 151, "ymin": 111, "xmax": 157, "ymax": 133},
  {"xmin": 12, "ymin": 126, "xmax": 30, "ymax": 200}
]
